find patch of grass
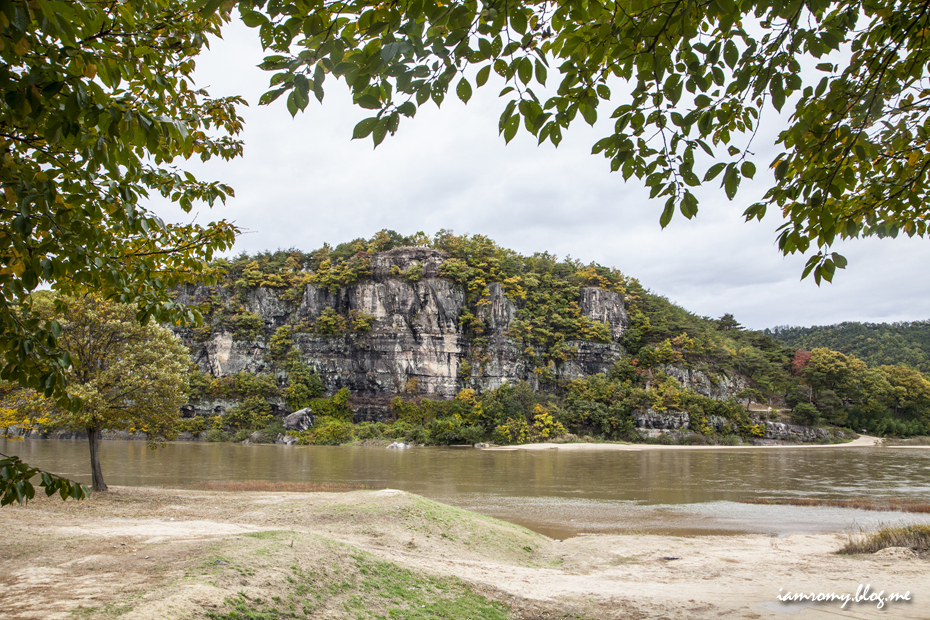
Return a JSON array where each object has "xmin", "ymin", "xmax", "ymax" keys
[
  {"xmin": 243, "ymin": 530, "xmax": 293, "ymax": 540},
  {"xmin": 71, "ymin": 601, "xmax": 134, "ymax": 618},
  {"xmin": 205, "ymin": 550, "xmax": 510, "ymax": 620},
  {"xmin": 839, "ymin": 524, "xmax": 930, "ymax": 554},
  {"xmin": 740, "ymin": 497, "xmax": 930, "ymax": 513}
]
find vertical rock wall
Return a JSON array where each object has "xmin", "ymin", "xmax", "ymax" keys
[{"xmin": 176, "ymin": 247, "xmax": 631, "ymax": 404}]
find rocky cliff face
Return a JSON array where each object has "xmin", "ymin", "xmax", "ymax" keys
[{"xmin": 175, "ymin": 247, "xmax": 631, "ymax": 410}]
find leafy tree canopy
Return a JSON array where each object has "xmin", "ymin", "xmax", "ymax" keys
[
  {"xmin": 6, "ymin": 294, "xmax": 191, "ymax": 492},
  {"xmin": 241, "ymin": 0, "xmax": 930, "ymax": 283},
  {"xmin": 0, "ymin": 0, "xmax": 241, "ymax": 410}
]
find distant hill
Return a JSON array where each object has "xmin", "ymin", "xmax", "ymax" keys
[{"xmin": 766, "ymin": 321, "xmax": 930, "ymax": 372}]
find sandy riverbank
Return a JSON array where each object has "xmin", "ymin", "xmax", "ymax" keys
[
  {"xmin": 0, "ymin": 486, "xmax": 926, "ymax": 620},
  {"xmin": 489, "ymin": 434, "xmax": 885, "ymax": 451}
]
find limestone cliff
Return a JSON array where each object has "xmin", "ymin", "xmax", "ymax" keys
[{"xmin": 174, "ymin": 247, "xmax": 631, "ymax": 415}]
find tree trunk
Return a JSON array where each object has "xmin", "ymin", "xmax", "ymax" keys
[{"xmin": 87, "ymin": 426, "xmax": 107, "ymax": 492}]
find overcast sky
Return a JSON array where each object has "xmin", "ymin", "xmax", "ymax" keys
[{"xmin": 148, "ymin": 22, "xmax": 929, "ymax": 331}]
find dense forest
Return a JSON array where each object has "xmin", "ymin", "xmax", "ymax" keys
[
  {"xmin": 767, "ymin": 322, "xmax": 930, "ymax": 373},
  {"xmin": 172, "ymin": 231, "xmax": 930, "ymax": 444}
]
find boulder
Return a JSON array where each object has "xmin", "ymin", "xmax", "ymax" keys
[{"xmin": 285, "ymin": 408, "xmax": 314, "ymax": 432}]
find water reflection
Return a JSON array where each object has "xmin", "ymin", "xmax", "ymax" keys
[{"xmin": 5, "ymin": 439, "xmax": 930, "ymax": 538}]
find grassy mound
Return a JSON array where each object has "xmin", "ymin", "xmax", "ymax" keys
[{"xmin": 199, "ymin": 531, "xmax": 509, "ymax": 620}]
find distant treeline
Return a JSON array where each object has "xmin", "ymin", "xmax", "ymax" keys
[{"xmin": 767, "ymin": 322, "xmax": 930, "ymax": 373}]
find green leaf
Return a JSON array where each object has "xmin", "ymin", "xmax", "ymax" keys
[
  {"xmin": 503, "ymin": 115, "xmax": 519, "ymax": 143},
  {"xmin": 198, "ymin": 0, "xmax": 225, "ymax": 17},
  {"xmin": 704, "ymin": 162, "xmax": 726, "ymax": 181},
  {"xmin": 680, "ymin": 191, "xmax": 699, "ymax": 218},
  {"xmin": 286, "ymin": 91, "xmax": 299, "ymax": 117},
  {"xmin": 518, "ymin": 58, "xmax": 532, "ymax": 85},
  {"xmin": 535, "ymin": 60, "xmax": 548, "ymax": 86},
  {"xmin": 372, "ymin": 118, "xmax": 388, "ymax": 147},
  {"xmin": 476, "ymin": 65, "xmax": 491, "ymax": 87},
  {"xmin": 381, "ymin": 42, "xmax": 407, "ymax": 62},
  {"xmin": 510, "ymin": 10, "xmax": 527, "ymax": 35},
  {"xmin": 356, "ymin": 94, "xmax": 382, "ymax": 110},
  {"xmin": 770, "ymin": 75, "xmax": 785, "ymax": 112},
  {"xmin": 431, "ymin": 86, "xmax": 445, "ymax": 108},
  {"xmin": 660, "ymin": 197, "xmax": 675, "ymax": 228},
  {"xmin": 740, "ymin": 161, "xmax": 756, "ymax": 179},
  {"xmin": 724, "ymin": 40, "xmax": 738, "ymax": 69},
  {"xmin": 581, "ymin": 103, "xmax": 597, "ymax": 126},
  {"xmin": 723, "ymin": 165, "xmax": 739, "ymax": 199},
  {"xmin": 774, "ymin": 161, "xmax": 789, "ymax": 180},
  {"xmin": 352, "ymin": 117, "xmax": 378, "ymax": 140},
  {"xmin": 241, "ymin": 11, "xmax": 267, "ymax": 27},
  {"xmin": 397, "ymin": 102, "xmax": 416, "ymax": 117},
  {"xmin": 456, "ymin": 78, "xmax": 472, "ymax": 103}
]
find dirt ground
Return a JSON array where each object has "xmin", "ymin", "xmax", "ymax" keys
[{"xmin": 0, "ymin": 485, "xmax": 926, "ymax": 620}]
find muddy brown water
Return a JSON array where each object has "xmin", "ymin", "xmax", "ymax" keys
[{"xmin": 4, "ymin": 438, "xmax": 930, "ymax": 539}]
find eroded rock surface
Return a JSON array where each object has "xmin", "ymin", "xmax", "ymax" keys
[{"xmin": 176, "ymin": 248, "xmax": 631, "ymax": 414}]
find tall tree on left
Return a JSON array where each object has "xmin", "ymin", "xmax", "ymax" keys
[
  {"xmin": 21, "ymin": 294, "xmax": 190, "ymax": 491},
  {"xmin": 0, "ymin": 0, "xmax": 242, "ymax": 500}
]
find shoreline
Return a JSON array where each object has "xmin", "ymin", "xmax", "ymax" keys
[{"xmin": 489, "ymin": 433, "xmax": 886, "ymax": 451}]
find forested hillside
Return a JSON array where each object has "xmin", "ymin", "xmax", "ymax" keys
[
  {"xmin": 767, "ymin": 323, "xmax": 930, "ymax": 373},
  {"xmin": 170, "ymin": 231, "xmax": 929, "ymax": 443}
]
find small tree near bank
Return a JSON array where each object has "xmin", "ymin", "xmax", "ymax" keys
[{"xmin": 44, "ymin": 295, "xmax": 189, "ymax": 491}]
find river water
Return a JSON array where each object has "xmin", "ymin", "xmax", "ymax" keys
[{"xmin": 4, "ymin": 439, "xmax": 930, "ymax": 538}]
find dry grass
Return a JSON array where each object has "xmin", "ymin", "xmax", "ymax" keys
[
  {"xmin": 739, "ymin": 497, "xmax": 930, "ymax": 513},
  {"xmin": 186, "ymin": 479, "xmax": 380, "ymax": 493},
  {"xmin": 839, "ymin": 524, "xmax": 930, "ymax": 554}
]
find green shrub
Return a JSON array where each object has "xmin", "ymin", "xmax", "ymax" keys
[
  {"xmin": 263, "ymin": 417, "xmax": 286, "ymax": 438},
  {"xmin": 459, "ymin": 424, "xmax": 486, "ymax": 444},
  {"xmin": 179, "ymin": 417, "xmax": 208, "ymax": 434},
  {"xmin": 718, "ymin": 434, "xmax": 742, "ymax": 446},
  {"xmin": 383, "ymin": 421, "xmax": 415, "ymax": 440},
  {"xmin": 224, "ymin": 397, "xmax": 273, "ymax": 430},
  {"xmin": 355, "ymin": 422, "xmax": 385, "ymax": 440},
  {"xmin": 233, "ymin": 312, "xmax": 264, "ymax": 341},
  {"xmin": 492, "ymin": 417, "xmax": 528, "ymax": 444},
  {"xmin": 284, "ymin": 361, "xmax": 325, "ymax": 410},
  {"xmin": 308, "ymin": 388, "xmax": 353, "ymax": 422},
  {"xmin": 644, "ymin": 433, "xmax": 673, "ymax": 445},
  {"xmin": 247, "ymin": 430, "xmax": 274, "ymax": 444},
  {"xmin": 680, "ymin": 433, "xmax": 707, "ymax": 445},
  {"xmin": 234, "ymin": 372, "xmax": 279, "ymax": 398},
  {"xmin": 299, "ymin": 419, "xmax": 354, "ymax": 445},
  {"xmin": 791, "ymin": 402, "xmax": 821, "ymax": 426},
  {"xmin": 188, "ymin": 369, "xmax": 212, "ymax": 400},
  {"xmin": 205, "ymin": 429, "xmax": 230, "ymax": 442}
]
